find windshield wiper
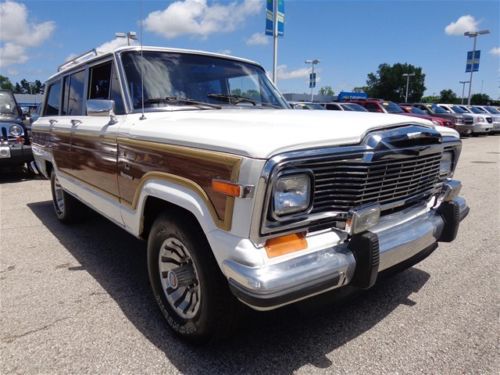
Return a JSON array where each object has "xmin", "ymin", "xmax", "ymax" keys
[
  {"xmin": 207, "ymin": 93, "xmax": 257, "ymax": 106},
  {"xmin": 143, "ymin": 96, "xmax": 221, "ymax": 109}
]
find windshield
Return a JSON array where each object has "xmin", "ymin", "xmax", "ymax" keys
[
  {"xmin": 381, "ymin": 101, "xmax": 404, "ymax": 113},
  {"xmin": 341, "ymin": 103, "xmax": 367, "ymax": 111},
  {"xmin": 470, "ymin": 107, "xmax": 487, "ymax": 114},
  {"xmin": 485, "ymin": 106, "xmax": 500, "ymax": 114},
  {"xmin": 0, "ymin": 91, "xmax": 19, "ymax": 116},
  {"xmin": 450, "ymin": 105, "xmax": 468, "ymax": 114},
  {"xmin": 431, "ymin": 105, "xmax": 448, "ymax": 114},
  {"xmin": 410, "ymin": 107, "xmax": 427, "ymax": 115},
  {"xmin": 121, "ymin": 51, "xmax": 288, "ymax": 110}
]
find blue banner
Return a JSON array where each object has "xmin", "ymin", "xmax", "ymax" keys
[
  {"xmin": 309, "ymin": 72, "xmax": 316, "ymax": 88},
  {"xmin": 265, "ymin": 0, "xmax": 285, "ymax": 36},
  {"xmin": 465, "ymin": 50, "xmax": 480, "ymax": 73}
]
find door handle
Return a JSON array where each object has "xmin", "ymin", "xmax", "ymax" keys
[{"xmin": 71, "ymin": 119, "xmax": 82, "ymax": 127}]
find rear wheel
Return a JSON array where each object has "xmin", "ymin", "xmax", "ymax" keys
[
  {"xmin": 147, "ymin": 212, "xmax": 239, "ymax": 343},
  {"xmin": 50, "ymin": 171, "xmax": 86, "ymax": 223}
]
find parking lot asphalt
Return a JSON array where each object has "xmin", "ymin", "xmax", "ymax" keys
[{"xmin": 1, "ymin": 135, "xmax": 499, "ymax": 374}]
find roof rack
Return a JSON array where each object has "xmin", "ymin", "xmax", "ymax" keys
[{"xmin": 57, "ymin": 49, "xmax": 99, "ymax": 72}]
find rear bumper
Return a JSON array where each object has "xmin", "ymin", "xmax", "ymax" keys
[
  {"xmin": 0, "ymin": 144, "xmax": 33, "ymax": 166},
  {"xmin": 224, "ymin": 182, "xmax": 468, "ymax": 310}
]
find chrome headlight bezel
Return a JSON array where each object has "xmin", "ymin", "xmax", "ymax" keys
[
  {"xmin": 439, "ymin": 151, "xmax": 454, "ymax": 178},
  {"xmin": 270, "ymin": 170, "xmax": 313, "ymax": 220},
  {"xmin": 9, "ymin": 124, "xmax": 24, "ymax": 137}
]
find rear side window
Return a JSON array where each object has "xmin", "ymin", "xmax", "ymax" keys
[
  {"xmin": 62, "ymin": 70, "xmax": 85, "ymax": 116},
  {"xmin": 325, "ymin": 104, "xmax": 340, "ymax": 110},
  {"xmin": 44, "ymin": 81, "xmax": 62, "ymax": 116}
]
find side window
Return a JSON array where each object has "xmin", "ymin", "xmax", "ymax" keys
[
  {"xmin": 365, "ymin": 103, "xmax": 381, "ymax": 112},
  {"xmin": 326, "ymin": 104, "xmax": 340, "ymax": 110},
  {"xmin": 62, "ymin": 70, "xmax": 85, "ymax": 116},
  {"xmin": 89, "ymin": 61, "xmax": 125, "ymax": 114},
  {"xmin": 44, "ymin": 81, "xmax": 62, "ymax": 116},
  {"xmin": 89, "ymin": 62, "xmax": 112, "ymax": 100}
]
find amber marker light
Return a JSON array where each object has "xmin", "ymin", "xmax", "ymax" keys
[
  {"xmin": 265, "ymin": 233, "xmax": 307, "ymax": 258},
  {"xmin": 212, "ymin": 179, "xmax": 241, "ymax": 197}
]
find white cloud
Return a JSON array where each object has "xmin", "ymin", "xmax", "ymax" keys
[
  {"xmin": 144, "ymin": 0, "xmax": 262, "ymax": 39},
  {"xmin": 277, "ymin": 65, "xmax": 311, "ymax": 80},
  {"xmin": 0, "ymin": 1, "xmax": 55, "ymax": 67},
  {"xmin": 490, "ymin": 47, "xmax": 500, "ymax": 56},
  {"xmin": 246, "ymin": 32, "xmax": 269, "ymax": 46},
  {"xmin": 445, "ymin": 15, "xmax": 479, "ymax": 36},
  {"xmin": 0, "ymin": 43, "xmax": 28, "ymax": 68},
  {"xmin": 96, "ymin": 37, "xmax": 138, "ymax": 54},
  {"xmin": 217, "ymin": 49, "xmax": 232, "ymax": 55}
]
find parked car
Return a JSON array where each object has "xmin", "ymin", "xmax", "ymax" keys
[
  {"xmin": 323, "ymin": 102, "xmax": 368, "ymax": 112},
  {"xmin": 0, "ymin": 90, "xmax": 33, "ymax": 168},
  {"xmin": 398, "ymin": 104, "xmax": 456, "ymax": 129},
  {"xmin": 411, "ymin": 103, "xmax": 474, "ymax": 136},
  {"xmin": 290, "ymin": 101, "xmax": 325, "ymax": 110},
  {"xmin": 469, "ymin": 106, "xmax": 500, "ymax": 133},
  {"xmin": 436, "ymin": 104, "xmax": 491, "ymax": 135},
  {"xmin": 32, "ymin": 46, "xmax": 469, "ymax": 343}
]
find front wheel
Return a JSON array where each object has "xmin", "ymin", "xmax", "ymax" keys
[{"xmin": 147, "ymin": 212, "xmax": 239, "ymax": 343}]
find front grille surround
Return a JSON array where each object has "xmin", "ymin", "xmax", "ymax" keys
[{"xmin": 258, "ymin": 127, "xmax": 461, "ymax": 238}]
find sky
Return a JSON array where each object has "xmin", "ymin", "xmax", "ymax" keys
[{"xmin": 0, "ymin": 0, "xmax": 499, "ymax": 99}]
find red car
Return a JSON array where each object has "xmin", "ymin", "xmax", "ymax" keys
[{"xmin": 345, "ymin": 99, "xmax": 456, "ymax": 129}]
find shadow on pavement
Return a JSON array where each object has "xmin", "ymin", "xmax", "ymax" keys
[
  {"xmin": 0, "ymin": 165, "xmax": 43, "ymax": 183},
  {"xmin": 28, "ymin": 200, "xmax": 431, "ymax": 374}
]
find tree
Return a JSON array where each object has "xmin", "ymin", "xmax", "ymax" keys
[
  {"xmin": 0, "ymin": 75, "xmax": 14, "ymax": 91},
  {"xmin": 318, "ymin": 86, "xmax": 335, "ymax": 96},
  {"xmin": 470, "ymin": 93, "xmax": 491, "ymax": 105},
  {"xmin": 365, "ymin": 63, "xmax": 426, "ymax": 102},
  {"xmin": 439, "ymin": 89, "xmax": 457, "ymax": 103},
  {"xmin": 421, "ymin": 96, "xmax": 439, "ymax": 103}
]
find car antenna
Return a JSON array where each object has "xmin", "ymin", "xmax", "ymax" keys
[{"xmin": 139, "ymin": 0, "xmax": 146, "ymax": 120}]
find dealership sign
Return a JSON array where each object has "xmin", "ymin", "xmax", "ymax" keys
[
  {"xmin": 465, "ymin": 50, "xmax": 480, "ymax": 73},
  {"xmin": 265, "ymin": 0, "xmax": 285, "ymax": 36}
]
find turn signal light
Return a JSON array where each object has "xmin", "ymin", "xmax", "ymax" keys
[
  {"xmin": 212, "ymin": 180, "xmax": 241, "ymax": 197},
  {"xmin": 265, "ymin": 233, "xmax": 307, "ymax": 258}
]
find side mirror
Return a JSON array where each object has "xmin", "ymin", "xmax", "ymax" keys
[{"xmin": 87, "ymin": 99, "xmax": 117, "ymax": 124}]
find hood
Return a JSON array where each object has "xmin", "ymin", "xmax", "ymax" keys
[
  {"xmin": 127, "ymin": 109, "xmax": 458, "ymax": 159},
  {"xmin": 0, "ymin": 113, "xmax": 22, "ymax": 124}
]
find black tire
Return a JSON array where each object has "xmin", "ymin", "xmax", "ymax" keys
[
  {"xmin": 50, "ymin": 171, "xmax": 86, "ymax": 223},
  {"xmin": 147, "ymin": 212, "xmax": 240, "ymax": 344}
]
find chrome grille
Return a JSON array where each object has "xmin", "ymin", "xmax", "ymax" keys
[{"xmin": 303, "ymin": 152, "xmax": 442, "ymax": 214}]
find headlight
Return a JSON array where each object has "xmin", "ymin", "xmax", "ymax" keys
[
  {"xmin": 440, "ymin": 151, "xmax": 453, "ymax": 177},
  {"xmin": 431, "ymin": 120, "xmax": 441, "ymax": 126},
  {"xmin": 273, "ymin": 173, "xmax": 312, "ymax": 216},
  {"xmin": 475, "ymin": 117, "xmax": 485, "ymax": 123},
  {"xmin": 9, "ymin": 124, "xmax": 24, "ymax": 137}
]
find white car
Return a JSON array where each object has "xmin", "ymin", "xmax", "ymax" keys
[
  {"xmin": 32, "ymin": 46, "xmax": 469, "ymax": 343},
  {"xmin": 469, "ymin": 106, "xmax": 500, "ymax": 133},
  {"xmin": 436, "ymin": 104, "xmax": 491, "ymax": 134}
]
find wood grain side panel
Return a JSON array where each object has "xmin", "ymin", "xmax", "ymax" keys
[{"xmin": 117, "ymin": 138, "xmax": 241, "ymax": 230}]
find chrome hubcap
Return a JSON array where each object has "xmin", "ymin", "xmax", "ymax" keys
[
  {"xmin": 158, "ymin": 237, "xmax": 201, "ymax": 319},
  {"xmin": 53, "ymin": 177, "xmax": 65, "ymax": 214}
]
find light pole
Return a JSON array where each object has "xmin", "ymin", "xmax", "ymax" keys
[
  {"xmin": 459, "ymin": 80, "xmax": 470, "ymax": 104},
  {"xmin": 305, "ymin": 59, "xmax": 319, "ymax": 102},
  {"xmin": 464, "ymin": 29, "xmax": 490, "ymax": 105},
  {"xmin": 115, "ymin": 31, "xmax": 138, "ymax": 46},
  {"xmin": 402, "ymin": 73, "xmax": 415, "ymax": 103}
]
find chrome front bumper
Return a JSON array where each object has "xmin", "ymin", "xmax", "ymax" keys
[
  {"xmin": 224, "ymin": 183, "xmax": 469, "ymax": 311},
  {"xmin": 473, "ymin": 123, "xmax": 492, "ymax": 133}
]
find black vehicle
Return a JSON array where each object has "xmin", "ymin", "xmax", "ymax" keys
[
  {"xmin": 411, "ymin": 103, "xmax": 474, "ymax": 136},
  {"xmin": 0, "ymin": 90, "xmax": 33, "ymax": 167}
]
